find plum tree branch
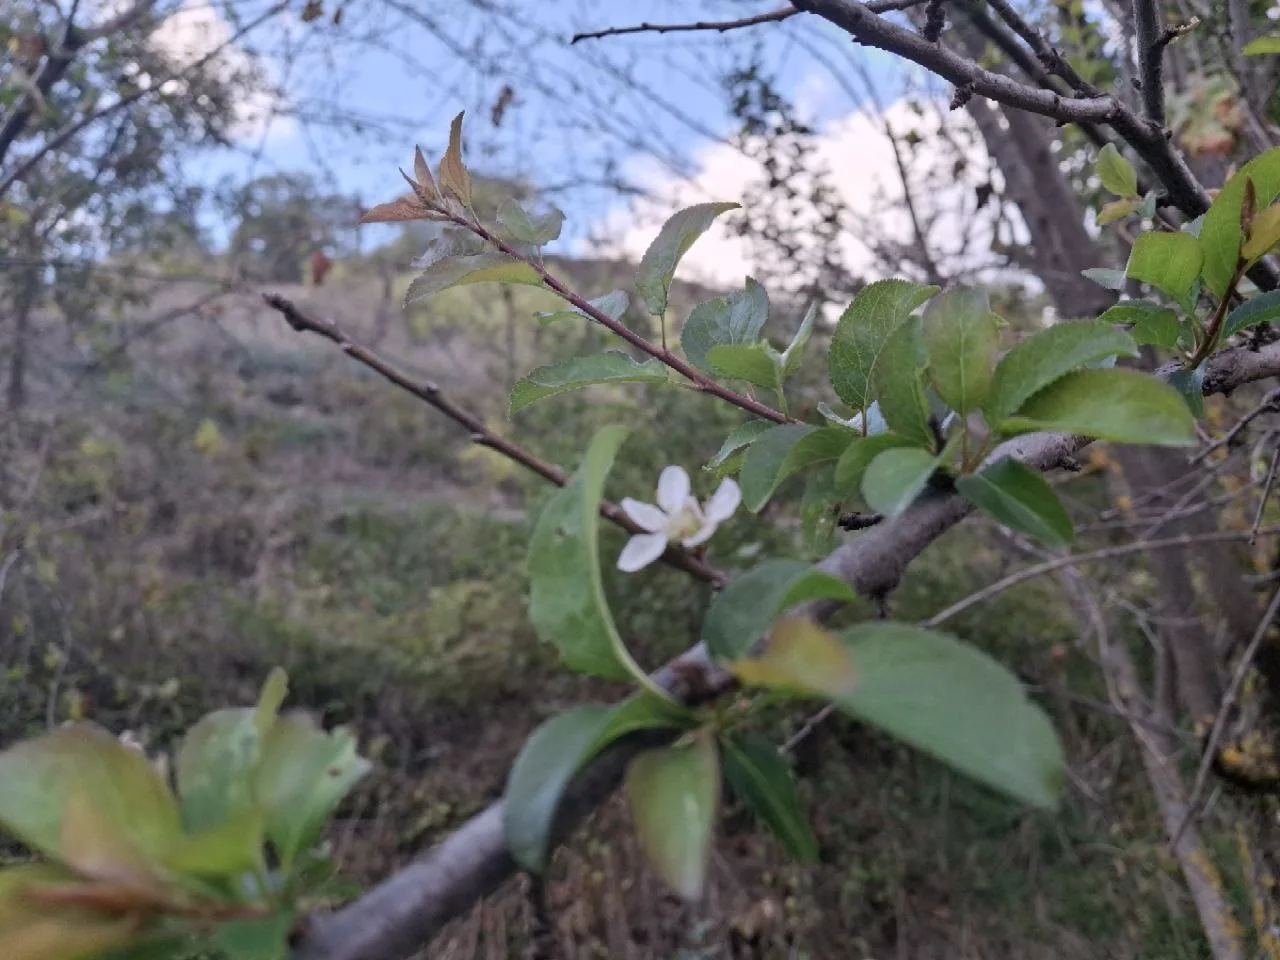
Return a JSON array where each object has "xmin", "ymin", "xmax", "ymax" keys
[
  {"xmin": 1132, "ymin": 0, "xmax": 1168, "ymax": 123},
  {"xmin": 286, "ymin": 333, "xmax": 1280, "ymax": 960},
  {"xmin": 261, "ymin": 294, "xmax": 728, "ymax": 588}
]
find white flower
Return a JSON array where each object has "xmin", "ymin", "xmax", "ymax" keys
[{"xmin": 617, "ymin": 465, "xmax": 741, "ymax": 572}]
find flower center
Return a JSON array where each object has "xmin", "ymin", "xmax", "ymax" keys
[{"xmin": 667, "ymin": 504, "xmax": 704, "ymax": 541}]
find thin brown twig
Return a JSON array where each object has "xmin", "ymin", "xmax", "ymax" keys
[
  {"xmin": 1251, "ymin": 443, "xmax": 1280, "ymax": 545},
  {"xmin": 1189, "ymin": 388, "xmax": 1280, "ymax": 466},
  {"xmin": 1170, "ymin": 582, "xmax": 1280, "ymax": 852},
  {"xmin": 261, "ymin": 294, "xmax": 728, "ymax": 588},
  {"xmin": 571, "ymin": 7, "xmax": 799, "ymax": 43}
]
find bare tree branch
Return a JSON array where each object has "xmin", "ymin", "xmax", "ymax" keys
[
  {"xmin": 571, "ymin": 6, "xmax": 800, "ymax": 43},
  {"xmin": 1132, "ymin": 0, "xmax": 1168, "ymax": 123}
]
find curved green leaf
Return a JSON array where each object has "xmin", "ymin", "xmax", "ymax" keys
[
  {"xmin": 1126, "ymin": 231, "xmax": 1203, "ymax": 306},
  {"xmin": 923, "ymin": 287, "xmax": 1002, "ymax": 415},
  {"xmin": 781, "ymin": 302, "xmax": 818, "ymax": 378},
  {"xmin": 536, "ymin": 290, "xmax": 628, "ymax": 327},
  {"xmin": 722, "ymin": 734, "xmax": 818, "ymax": 863},
  {"xmin": 1000, "ymin": 368, "xmax": 1195, "ymax": 446},
  {"xmin": 708, "ymin": 342, "xmax": 781, "ymax": 390},
  {"xmin": 510, "ymin": 352, "xmax": 668, "ymax": 415},
  {"xmin": 1201, "ymin": 148, "xmax": 1280, "ymax": 297},
  {"xmin": 1097, "ymin": 143, "xmax": 1138, "ymax": 197},
  {"xmin": 176, "ymin": 709, "xmax": 261, "ymax": 834},
  {"xmin": 497, "ymin": 198, "xmax": 565, "ymax": 246},
  {"xmin": 1224, "ymin": 290, "xmax": 1280, "ymax": 339},
  {"xmin": 729, "ymin": 618, "xmax": 859, "ymax": 700},
  {"xmin": 828, "ymin": 279, "xmax": 939, "ymax": 411},
  {"xmin": 861, "ymin": 446, "xmax": 939, "ymax": 517},
  {"xmin": 833, "ymin": 623, "xmax": 1065, "ymax": 808},
  {"xmin": 706, "ymin": 420, "xmax": 772, "ymax": 472},
  {"xmin": 874, "ymin": 317, "xmax": 933, "ymax": 446},
  {"xmin": 1245, "ymin": 36, "xmax": 1280, "ymax": 55},
  {"xmin": 212, "ymin": 908, "xmax": 295, "ymax": 960},
  {"xmin": 800, "ymin": 466, "xmax": 840, "ymax": 560},
  {"xmin": 956, "ymin": 458, "xmax": 1074, "ymax": 548},
  {"xmin": 626, "ymin": 731, "xmax": 721, "ymax": 901},
  {"xmin": 637, "ymin": 202, "xmax": 740, "ymax": 316},
  {"xmin": 404, "ymin": 253, "xmax": 542, "ymax": 304},
  {"xmin": 740, "ymin": 425, "xmax": 849, "ymax": 512},
  {"xmin": 1164, "ymin": 362, "xmax": 1206, "ymax": 417},
  {"xmin": 1081, "ymin": 267, "xmax": 1126, "ymax": 291},
  {"xmin": 986, "ymin": 321, "xmax": 1139, "ymax": 422},
  {"xmin": 528, "ymin": 426, "xmax": 656, "ymax": 687},
  {"xmin": 1099, "ymin": 300, "xmax": 1180, "ymax": 349},
  {"xmin": 681, "ymin": 278, "xmax": 769, "ymax": 372},
  {"xmin": 832, "ymin": 433, "xmax": 920, "ymax": 497},
  {"xmin": 702, "ymin": 559, "xmax": 856, "ymax": 661}
]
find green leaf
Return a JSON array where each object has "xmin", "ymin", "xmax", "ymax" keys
[
  {"xmin": 956, "ymin": 458, "xmax": 1074, "ymax": 548},
  {"xmin": 510, "ymin": 352, "xmax": 668, "ymax": 415},
  {"xmin": 702, "ymin": 559, "xmax": 856, "ymax": 661},
  {"xmin": 721, "ymin": 734, "xmax": 818, "ymax": 863},
  {"xmin": 212, "ymin": 908, "xmax": 295, "ymax": 960},
  {"xmin": 739, "ymin": 425, "xmax": 850, "ymax": 512},
  {"xmin": 404, "ymin": 253, "xmax": 542, "ymax": 304},
  {"xmin": 1201, "ymin": 148, "xmax": 1280, "ymax": 297},
  {"xmin": 986, "ymin": 321, "xmax": 1139, "ymax": 422},
  {"xmin": 874, "ymin": 318, "xmax": 934, "ymax": 447},
  {"xmin": 496, "ymin": 198, "xmax": 565, "ymax": 245},
  {"xmin": 681, "ymin": 278, "xmax": 769, "ymax": 372},
  {"xmin": 1126, "ymin": 231, "xmax": 1203, "ymax": 307},
  {"xmin": 1081, "ymin": 267, "xmax": 1126, "ymax": 290},
  {"xmin": 819, "ymin": 401, "xmax": 888, "ymax": 434},
  {"xmin": 1097, "ymin": 198, "xmax": 1139, "ymax": 226},
  {"xmin": 832, "ymin": 433, "xmax": 920, "ymax": 498},
  {"xmin": 176, "ymin": 709, "xmax": 262, "ymax": 835},
  {"xmin": 800, "ymin": 466, "xmax": 840, "ymax": 560},
  {"xmin": 528, "ymin": 426, "xmax": 653, "ymax": 686},
  {"xmin": 922, "ymin": 287, "xmax": 1002, "ymax": 415},
  {"xmin": 1096, "ymin": 143, "xmax": 1138, "ymax": 198},
  {"xmin": 708, "ymin": 343, "xmax": 781, "ymax": 390},
  {"xmin": 832, "ymin": 623, "xmax": 1064, "ymax": 808},
  {"xmin": 728, "ymin": 618, "xmax": 859, "ymax": 700},
  {"xmin": 861, "ymin": 446, "xmax": 940, "ymax": 517},
  {"xmin": 829, "ymin": 279, "xmax": 939, "ymax": 411},
  {"xmin": 1244, "ymin": 202, "xmax": 1280, "ymax": 261},
  {"xmin": 1000, "ymin": 369, "xmax": 1196, "ymax": 446},
  {"xmin": 162, "ymin": 809, "xmax": 265, "ymax": 880},
  {"xmin": 1224, "ymin": 290, "xmax": 1280, "ymax": 339},
  {"xmin": 0, "ymin": 724, "xmax": 181, "ymax": 865},
  {"xmin": 1099, "ymin": 300, "xmax": 1180, "ymax": 349},
  {"xmin": 505, "ymin": 698, "xmax": 688, "ymax": 873},
  {"xmin": 253, "ymin": 714, "xmax": 371, "ymax": 870},
  {"xmin": 781, "ymin": 301, "xmax": 818, "ymax": 378},
  {"xmin": 626, "ymin": 731, "xmax": 721, "ymax": 901},
  {"xmin": 0, "ymin": 864, "xmax": 141, "ymax": 960},
  {"xmin": 705, "ymin": 421, "xmax": 772, "ymax": 472},
  {"xmin": 636, "ymin": 202, "xmax": 740, "ymax": 316},
  {"xmin": 1244, "ymin": 35, "xmax": 1280, "ymax": 55},
  {"xmin": 535, "ymin": 290, "xmax": 628, "ymax": 327},
  {"xmin": 1164, "ymin": 363, "xmax": 1206, "ymax": 417}
]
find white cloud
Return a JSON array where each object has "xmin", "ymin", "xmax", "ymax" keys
[{"xmin": 585, "ymin": 97, "xmax": 1030, "ymax": 296}]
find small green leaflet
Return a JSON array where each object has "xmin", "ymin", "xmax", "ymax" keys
[
  {"xmin": 1081, "ymin": 267, "xmax": 1126, "ymax": 291},
  {"xmin": 404, "ymin": 253, "xmax": 543, "ymax": 304},
  {"xmin": 496, "ymin": 198, "xmax": 565, "ymax": 246},
  {"xmin": 527, "ymin": 427, "xmax": 660, "ymax": 690},
  {"xmin": 739, "ymin": 425, "xmax": 850, "ymax": 512},
  {"xmin": 708, "ymin": 342, "xmax": 781, "ymax": 390},
  {"xmin": 721, "ymin": 735, "xmax": 818, "ymax": 863},
  {"xmin": 702, "ymin": 559, "xmax": 856, "ymax": 661},
  {"xmin": 535, "ymin": 290, "xmax": 629, "ymax": 327},
  {"xmin": 1244, "ymin": 36, "xmax": 1280, "ymax": 55},
  {"xmin": 922, "ymin": 287, "xmax": 1002, "ymax": 415},
  {"xmin": 682, "ymin": 278, "xmax": 769, "ymax": 373},
  {"xmin": 706, "ymin": 420, "xmax": 773, "ymax": 473},
  {"xmin": 504, "ymin": 697, "xmax": 688, "ymax": 873},
  {"xmin": 636, "ymin": 202, "xmax": 740, "ymax": 316},
  {"xmin": 781, "ymin": 301, "xmax": 818, "ymax": 378},
  {"xmin": 986, "ymin": 321, "xmax": 1139, "ymax": 423},
  {"xmin": 1125, "ymin": 231, "xmax": 1203, "ymax": 307},
  {"xmin": 510, "ymin": 353, "xmax": 668, "ymax": 414},
  {"xmin": 999, "ymin": 368, "xmax": 1195, "ymax": 446},
  {"xmin": 832, "ymin": 623, "xmax": 1065, "ymax": 808},
  {"xmin": 1099, "ymin": 300, "xmax": 1179, "ymax": 350},
  {"xmin": 800, "ymin": 466, "xmax": 841, "ymax": 560},
  {"xmin": 176, "ymin": 709, "xmax": 263, "ymax": 834},
  {"xmin": 956, "ymin": 458, "xmax": 1074, "ymax": 548},
  {"xmin": 1096, "ymin": 143, "xmax": 1138, "ymax": 198},
  {"xmin": 1163, "ymin": 363, "xmax": 1206, "ymax": 417},
  {"xmin": 1201, "ymin": 148, "xmax": 1280, "ymax": 297},
  {"xmin": 833, "ymin": 433, "xmax": 920, "ymax": 499},
  {"xmin": 874, "ymin": 318, "xmax": 934, "ymax": 447},
  {"xmin": 626, "ymin": 732, "xmax": 721, "ymax": 901},
  {"xmin": 1224, "ymin": 290, "xmax": 1280, "ymax": 340},
  {"xmin": 828, "ymin": 279, "xmax": 939, "ymax": 412},
  {"xmin": 861, "ymin": 446, "xmax": 940, "ymax": 518}
]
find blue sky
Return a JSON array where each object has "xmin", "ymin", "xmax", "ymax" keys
[{"xmin": 185, "ymin": 0, "xmax": 910, "ymax": 257}]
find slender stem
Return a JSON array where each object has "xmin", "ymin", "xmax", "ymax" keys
[{"xmin": 1189, "ymin": 259, "xmax": 1247, "ymax": 367}]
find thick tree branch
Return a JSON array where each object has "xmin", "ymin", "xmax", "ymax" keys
[
  {"xmin": 287, "ymin": 335, "xmax": 1280, "ymax": 960},
  {"xmin": 1132, "ymin": 0, "xmax": 1168, "ymax": 123},
  {"xmin": 262, "ymin": 294, "xmax": 728, "ymax": 588}
]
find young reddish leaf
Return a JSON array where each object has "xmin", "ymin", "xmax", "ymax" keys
[
  {"xmin": 438, "ymin": 111, "xmax": 473, "ymax": 208},
  {"xmin": 626, "ymin": 730, "xmax": 720, "ymax": 901},
  {"xmin": 359, "ymin": 195, "xmax": 428, "ymax": 225},
  {"xmin": 412, "ymin": 145, "xmax": 439, "ymax": 202}
]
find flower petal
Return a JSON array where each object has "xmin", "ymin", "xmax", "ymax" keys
[
  {"xmin": 703, "ymin": 477, "xmax": 741, "ymax": 524},
  {"xmin": 617, "ymin": 533, "xmax": 668, "ymax": 572},
  {"xmin": 621, "ymin": 498, "xmax": 667, "ymax": 533},
  {"xmin": 681, "ymin": 521, "xmax": 718, "ymax": 548},
  {"xmin": 656, "ymin": 465, "xmax": 691, "ymax": 514}
]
